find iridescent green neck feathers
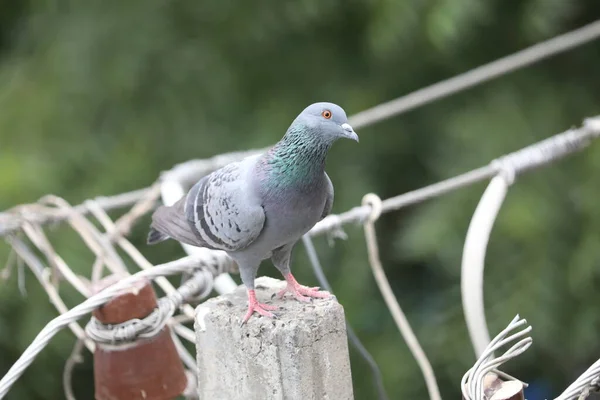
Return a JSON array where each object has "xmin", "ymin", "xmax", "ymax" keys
[{"xmin": 262, "ymin": 124, "xmax": 331, "ymax": 190}]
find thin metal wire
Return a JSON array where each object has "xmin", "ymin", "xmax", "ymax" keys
[
  {"xmin": 2, "ymin": 20, "xmax": 600, "ymax": 237},
  {"xmin": 0, "ymin": 22, "xmax": 597, "ymax": 394},
  {"xmin": 0, "ymin": 253, "xmax": 235, "ymax": 399},
  {"xmin": 349, "ymin": 20, "xmax": 600, "ymax": 129},
  {"xmin": 556, "ymin": 359, "xmax": 600, "ymax": 400},
  {"xmin": 302, "ymin": 235, "xmax": 389, "ymax": 400},
  {"xmin": 40, "ymin": 196, "xmax": 129, "ymax": 276},
  {"xmin": 170, "ymin": 330, "xmax": 197, "ymax": 372},
  {"xmin": 460, "ymin": 118, "xmax": 600, "ymax": 358},
  {"xmin": 461, "ymin": 315, "xmax": 532, "ymax": 400},
  {"xmin": 461, "ymin": 174, "xmax": 511, "ymax": 357},
  {"xmin": 361, "ymin": 194, "xmax": 442, "ymax": 400},
  {"xmin": 0, "ymin": 188, "xmax": 153, "ymax": 237},
  {"xmin": 63, "ymin": 339, "xmax": 85, "ymax": 400},
  {"xmin": 8, "ymin": 237, "xmax": 95, "ymax": 351},
  {"xmin": 311, "ymin": 116, "xmax": 600, "ymax": 237},
  {"xmin": 0, "ymin": 116, "xmax": 598, "ymax": 399},
  {"xmin": 0, "ymin": 192, "xmax": 212, "ymax": 399},
  {"xmin": 20, "ymin": 222, "xmax": 92, "ymax": 297},
  {"xmin": 85, "ymin": 200, "xmax": 199, "ymax": 320},
  {"xmin": 84, "ymin": 269, "xmax": 213, "ymax": 344},
  {"xmin": 577, "ymin": 378, "xmax": 600, "ymax": 400}
]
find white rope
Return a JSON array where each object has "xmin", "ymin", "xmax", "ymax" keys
[
  {"xmin": 62, "ymin": 338, "xmax": 85, "ymax": 400},
  {"xmin": 8, "ymin": 237, "xmax": 95, "ymax": 352},
  {"xmin": 0, "ymin": 188, "xmax": 153, "ymax": 237},
  {"xmin": 555, "ymin": 359, "xmax": 600, "ymax": 400},
  {"xmin": 461, "ymin": 315, "xmax": 532, "ymax": 400},
  {"xmin": 0, "ymin": 18, "xmax": 595, "ymax": 399},
  {"xmin": 362, "ymin": 194, "xmax": 442, "ymax": 400},
  {"xmin": 460, "ymin": 118, "xmax": 600, "ymax": 357},
  {"xmin": 308, "ymin": 116, "xmax": 600, "ymax": 241},
  {"xmin": 350, "ymin": 20, "xmax": 600, "ymax": 129},
  {"xmin": 2, "ymin": 18, "xmax": 599, "ymax": 237},
  {"xmin": 461, "ymin": 174, "xmax": 512, "ymax": 357},
  {"xmin": 85, "ymin": 197, "xmax": 201, "ymax": 388},
  {"xmin": 0, "ymin": 116, "xmax": 598, "ymax": 399},
  {"xmin": 0, "ymin": 253, "xmax": 235, "ymax": 400},
  {"xmin": 171, "ymin": 330, "xmax": 198, "ymax": 371},
  {"xmin": 84, "ymin": 199, "xmax": 200, "ymax": 321},
  {"xmin": 42, "ymin": 196, "xmax": 129, "ymax": 276},
  {"xmin": 85, "ymin": 269, "xmax": 213, "ymax": 344},
  {"xmin": 301, "ymin": 234, "xmax": 389, "ymax": 400},
  {"xmin": 20, "ymin": 222, "xmax": 92, "ymax": 297}
]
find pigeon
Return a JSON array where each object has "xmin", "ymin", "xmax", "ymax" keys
[{"xmin": 147, "ymin": 102, "xmax": 358, "ymax": 323}]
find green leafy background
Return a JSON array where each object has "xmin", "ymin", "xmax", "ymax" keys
[{"xmin": 1, "ymin": 1, "xmax": 600, "ymax": 399}]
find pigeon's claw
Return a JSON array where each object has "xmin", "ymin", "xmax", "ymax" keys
[
  {"xmin": 242, "ymin": 290, "xmax": 278, "ymax": 324},
  {"xmin": 278, "ymin": 273, "xmax": 330, "ymax": 302}
]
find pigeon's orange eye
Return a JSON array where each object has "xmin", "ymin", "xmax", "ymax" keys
[{"xmin": 322, "ymin": 110, "xmax": 332, "ymax": 119}]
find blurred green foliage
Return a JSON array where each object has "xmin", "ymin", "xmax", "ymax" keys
[{"xmin": 1, "ymin": 0, "xmax": 600, "ymax": 399}]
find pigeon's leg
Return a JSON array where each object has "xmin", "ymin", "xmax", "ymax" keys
[
  {"xmin": 271, "ymin": 243, "xmax": 330, "ymax": 302},
  {"xmin": 239, "ymin": 261, "xmax": 278, "ymax": 324}
]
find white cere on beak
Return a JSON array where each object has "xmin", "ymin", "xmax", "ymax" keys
[
  {"xmin": 341, "ymin": 123, "xmax": 359, "ymax": 142},
  {"xmin": 341, "ymin": 123, "xmax": 354, "ymax": 132}
]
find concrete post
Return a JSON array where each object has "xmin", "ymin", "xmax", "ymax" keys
[{"xmin": 195, "ymin": 276, "xmax": 354, "ymax": 400}]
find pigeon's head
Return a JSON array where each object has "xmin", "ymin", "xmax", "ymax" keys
[{"xmin": 292, "ymin": 102, "xmax": 359, "ymax": 143}]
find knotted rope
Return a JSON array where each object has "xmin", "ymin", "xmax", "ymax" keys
[
  {"xmin": 361, "ymin": 193, "xmax": 442, "ymax": 400},
  {"xmin": 85, "ymin": 269, "xmax": 214, "ymax": 344}
]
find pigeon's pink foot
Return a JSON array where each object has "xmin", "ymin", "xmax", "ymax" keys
[
  {"xmin": 277, "ymin": 273, "xmax": 330, "ymax": 302},
  {"xmin": 242, "ymin": 289, "xmax": 278, "ymax": 324}
]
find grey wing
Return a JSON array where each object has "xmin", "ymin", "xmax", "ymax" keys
[
  {"xmin": 321, "ymin": 173, "xmax": 334, "ymax": 220},
  {"xmin": 184, "ymin": 162, "xmax": 265, "ymax": 252}
]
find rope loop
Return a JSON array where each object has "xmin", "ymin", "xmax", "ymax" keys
[
  {"xmin": 361, "ymin": 192, "xmax": 442, "ymax": 400},
  {"xmin": 490, "ymin": 159, "xmax": 516, "ymax": 186},
  {"xmin": 361, "ymin": 193, "xmax": 383, "ymax": 223},
  {"xmin": 85, "ymin": 270, "xmax": 215, "ymax": 345},
  {"xmin": 584, "ymin": 116, "xmax": 600, "ymax": 137},
  {"xmin": 179, "ymin": 269, "xmax": 214, "ymax": 303}
]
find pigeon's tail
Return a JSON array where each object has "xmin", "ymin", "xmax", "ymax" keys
[
  {"xmin": 147, "ymin": 227, "xmax": 169, "ymax": 245},
  {"xmin": 147, "ymin": 201, "xmax": 205, "ymax": 247}
]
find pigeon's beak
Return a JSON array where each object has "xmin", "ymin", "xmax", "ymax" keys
[{"xmin": 341, "ymin": 123, "xmax": 359, "ymax": 142}]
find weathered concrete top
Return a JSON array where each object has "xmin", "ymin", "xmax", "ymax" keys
[{"xmin": 195, "ymin": 276, "xmax": 354, "ymax": 400}]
